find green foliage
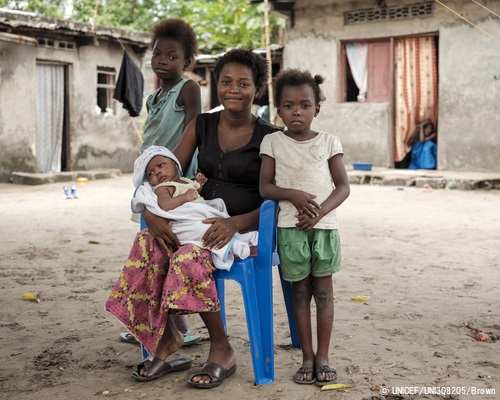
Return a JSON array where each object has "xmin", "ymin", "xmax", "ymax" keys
[
  {"xmin": 1, "ymin": 0, "xmax": 66, "ymax": 18},
  {"xmin": 1, "ymin": 0, "xmax": 285, "ymax": 54}
]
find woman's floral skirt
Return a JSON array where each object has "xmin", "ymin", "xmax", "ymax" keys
[{"xmin": 105, "ymin": 230, "xmax": 219, "ymax": 356}]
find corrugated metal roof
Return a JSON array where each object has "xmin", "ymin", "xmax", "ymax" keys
[{"xmin": 0, "ymin": 8, "xmax": 151, "ymax": 47}]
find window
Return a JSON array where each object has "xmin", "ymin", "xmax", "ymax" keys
[
  {"xmin": 341, "ymin": 40, "xmax": 392, "ymax": 103},
  {"xmin": 97, "ymin": 67, "xmax": 116, "ymax": 114}
]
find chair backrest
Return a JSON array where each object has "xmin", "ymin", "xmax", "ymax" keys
[{"xmin": 253, "ymin": 200, "xmax": 278, "ymax": 266}]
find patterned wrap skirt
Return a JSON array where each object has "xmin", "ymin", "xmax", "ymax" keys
[{"xmin": 105, "ymin": 230, "xmax": 219, "ymax": 356}]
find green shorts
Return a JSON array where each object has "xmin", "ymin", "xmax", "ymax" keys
[{"xmin": 278, "ymin": 228, "xmax": 342, "ymax": 282}]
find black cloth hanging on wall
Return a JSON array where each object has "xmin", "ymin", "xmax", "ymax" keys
[{"xmin": 113, "ymin": 51, "xmax": 144, "ymax": 117}]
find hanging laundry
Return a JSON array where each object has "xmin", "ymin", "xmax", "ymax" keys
[{"xmin": 113, "ymin": 51, "xmax": 144, "ymax": 117}]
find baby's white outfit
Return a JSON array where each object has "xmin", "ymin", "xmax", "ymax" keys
[{"xmin": 132, "ymin": 179, "xmax": 258, "ymax": 270}]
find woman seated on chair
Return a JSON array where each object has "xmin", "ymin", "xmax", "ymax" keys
[{"xmin": 105, "ymin": 48, "xmax": 279, "ymax": 388}]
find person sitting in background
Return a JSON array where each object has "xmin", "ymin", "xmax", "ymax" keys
[{"xmin": 407, "ymin": 119, "xmax": 437, "ymax": 170}]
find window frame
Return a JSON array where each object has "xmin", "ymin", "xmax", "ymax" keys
[
  {"xmin": 339, "ymin": 38, "xmax": 394, "ymax": 104},
  {"xmin": 97, "ymin": 67, "xmax": 116, "ymax": 114}
]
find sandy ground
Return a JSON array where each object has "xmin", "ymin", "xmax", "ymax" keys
[{"xmin": 0, "ymin": 174, "xmax": 499, "ymax": 400}]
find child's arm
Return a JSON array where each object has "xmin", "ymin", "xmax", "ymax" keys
[
  {"xmin": 155, "ymin": 185, "xmax": 198, "ymax": 211},
  {"xmin": 259, "ymin": 154, "xmax": 320, "ymax": 218},
  {"xmin": 295, "ymin": 154, "xmax": 350, "ymax": 232},
  {"xmin": 178, "ymin": 80, "xmax": 201, "ymax": 128},
  {"xmin": 173, "ymin": 117, "xmax": 198, "ymax": 173}
]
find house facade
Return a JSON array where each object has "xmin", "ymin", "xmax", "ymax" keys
[
  {"xmin": 0, "ymin": 9, "xmax": 284, "ymax": 182},
  {"xmin": 0, "ymin": 9, "xmax": 155, "ymax": 181},
  {"xmin": 269, "ymin": 0, "xmax": 500, "ymax": 172}
]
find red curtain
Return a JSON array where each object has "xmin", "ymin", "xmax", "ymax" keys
[{"xmin": 394, "ymin": 37, "xmax": 438, "ymax": 162}]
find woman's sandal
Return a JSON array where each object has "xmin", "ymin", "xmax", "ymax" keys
[
  {"xmin": 314, "ymin": 365, "xmax": 337, "ymax": 387},
  {"xmin": 131, "ymin": 357, "xmax": 192, "ymax": 382},
  {"xmin": 293, "ymin": 366, "xmax": 316, "ymax": 384},
  {"xmin": 187, "ymin": 363, "xmax": 237, "ymax": 389}
]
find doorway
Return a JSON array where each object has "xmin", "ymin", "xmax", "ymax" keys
[
  {"xmin": 35, "ymin": 62, "xmax": 70, "ymax": 172},
  {"xmin": 393, "ymin": 35, "xmax": 439, "ymax": 169}
]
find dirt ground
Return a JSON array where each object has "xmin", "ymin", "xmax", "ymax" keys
[{"xmin": 0, "ymin": 174, "xmax": 499, "ymax": 400}]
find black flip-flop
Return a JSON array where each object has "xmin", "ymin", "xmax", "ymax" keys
[
  {"xmin": 187, "ymin": 363, "xmax": 237, "ymax": 389},
  {"xmin": 131, "ymin": 357, "xmax": 192, "ymax": 382},
  {"xmin": 293, "ymin": 366, "xmax": 316, "ymax": 384},
  {"xmin": 315, "ymin": 365, "xmax": 337, "ymax": 387}
]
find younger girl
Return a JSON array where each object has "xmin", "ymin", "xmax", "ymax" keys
[{"xmin": 259, "ymin": 69, "xmax": 350, "ymax": 386}]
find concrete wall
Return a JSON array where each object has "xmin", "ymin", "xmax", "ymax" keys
[
  {"xmin": 69, "ymin": 41, "xmax": 147, "ymax": 173},
  {"xmin": 282, "ymin": 0, "xmax": 500, "ymax": 171},
  {"xmin": 0, "ymin": 34, "xmax": 152, "ymax": 181},
  {"xmin": 438, "ymin": 17, "xmax": 500, "ymax": 171},
  {"xmin": 0, "ymin": 38, "xmax": 38, "ymax": 179}
]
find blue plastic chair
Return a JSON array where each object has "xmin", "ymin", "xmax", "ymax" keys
[{"xmin": 213, "ymin": 200, "xmax": 299, "ymax": 385}]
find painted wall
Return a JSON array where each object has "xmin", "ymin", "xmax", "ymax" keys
[
  {"xmin": 0, "ymin": 34, "xmax": 152, "ymax": 181},
  {"xmin": 282, "ymin": 0, "xmax": 500, "ymax": 171}
]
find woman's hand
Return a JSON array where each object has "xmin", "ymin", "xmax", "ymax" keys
[
  {"xmin": 143, "ymin": 208, "xmax": 180, "ymax": 252},
  {"xmin": 286, "ymin": 189, "xmax": 320, "ymax": 218},
  {"xmin": 201, "ymin": 217, "xmax": 238, "ymax": 250}
]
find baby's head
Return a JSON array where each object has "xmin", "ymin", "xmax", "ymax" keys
[
  {"xmin": 133, "ymin": 146, "xmax": 183, "ymax": 188},
  {"xmin": 145, "ymin": 156, "xmax": 181, "ymax": 186}
]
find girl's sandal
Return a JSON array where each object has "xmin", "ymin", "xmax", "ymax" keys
[
  {"xmin": 293, "ymin": 366, "xmax": 316, "ymax": 384},
  {"xmin": 315, "ymin": 365, "xmax": 337, "ymax": 387}
]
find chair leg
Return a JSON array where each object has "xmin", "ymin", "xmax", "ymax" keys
[
  {"xmin": 278, "ymin": 265, "xmax": 301, "ymax": 349},
  {"xmin": 255, "ymin": 264, "xmax": 275, "ymax": 384},
  {"xmin": 141, "ymin": 344, "xmax": 150, "ymax": 360},
  {"xmin": 239, "ymin": 270, "xmax": 274, "ymax": 385}
]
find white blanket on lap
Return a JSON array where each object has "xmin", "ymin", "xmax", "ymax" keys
[{"xmin": 132, "ymin": 182, "xmax": 258, "ymax": 270}]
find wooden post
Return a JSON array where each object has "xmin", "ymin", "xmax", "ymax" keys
[
  {"xmin": 91, "ymin": 0, "xmax": 99, "ymax": 33},
  {"xmin": 264, "ymin": 0, "xmax": 275, "ymax": 124}
]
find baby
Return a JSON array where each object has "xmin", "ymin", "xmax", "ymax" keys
[{"xmin": 132, "ymin": 145, "xmax": 258, "ymax": 270}]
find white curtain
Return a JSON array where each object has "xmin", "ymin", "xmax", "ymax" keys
[
  {"xmin": 346, "ymin": 43, "xmax": 368, "ymax": 102},
  {"xmin": 36, "ymin": 64, "xmax": 64, "ymax": 173}
]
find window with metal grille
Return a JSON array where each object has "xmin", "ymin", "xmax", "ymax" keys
[
  {"xmin": 97, "ymin": 67, "xmax": 116, "ymax": 114},
  {"xmin": 345, "ymin": 1, "xmax": 433, "ymax": 25}
]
